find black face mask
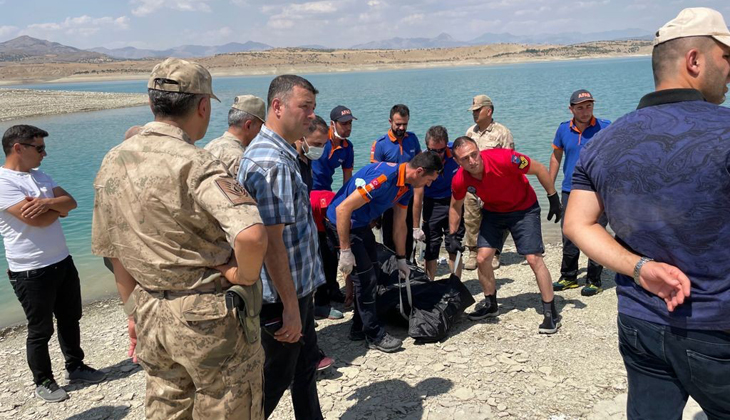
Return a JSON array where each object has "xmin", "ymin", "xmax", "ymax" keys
[{"xmin": 393, "ymin": 128, "xmax": 406, "ymax": 138}]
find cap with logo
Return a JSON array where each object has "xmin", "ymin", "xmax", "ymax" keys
[
  {"xmin": 330, "ymin": 105, "xmax": 357, "ymax": 122},
  {"xmin": 147, "ymin": 57, "xmax": 220, "ymax": 102},
  {"xmin": 570, "ymin": 89, "xmax": 595, "ymax": 105},
  {"xmin": 468, "ymin": 95, "xmax": 493, "ymax": 111},
  {"xmin": 232, "ymin": 95, "xmax": 266, "ymax": 122},
  {"xmin": 654, "ymin": 7, "xmax": 730, "ymax": 48}
]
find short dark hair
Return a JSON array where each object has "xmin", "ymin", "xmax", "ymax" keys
[
  {"xmin": 309, "ymin": 115, "xmax": 328, "ymax": 134},
  {"xmin": 652, "ymin": 36, "xmax": 716, "ymax": 86},
  {"xmin": 425, "ymin": 125, "xmax": 448, "ymax": 145},
  {"xmin": 228, "ymin": 108, "xmax": 258, "ymax": 127},
  {"xmin": 267, "ymin": 74, "xmax": 318, "ymax": 107},
  {"xmin": 390, "ymin": 104, "xmax": 410, "ymax": 119},
  {"xmin": 148, "ymin": 89, "xmax": 206, "ymax": 119},
  {"xmin": 408, "ymin": 150, "xmax": 443, "ymax": 175},
  {"xmin": 3, "ymin": 125, "xmax": 48, "ymax": 156},
  {"xmin": 451, "ymin": 136, "xmax": 477, "ymax": 154}
]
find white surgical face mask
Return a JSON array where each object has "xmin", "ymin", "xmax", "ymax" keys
[
  {"xmin": 304, "ymin": 138, "xmax": 325, "ymax": 160},
  {"xmin": 332, "ymin": 125, "xmax": 343, "ymax": 139}
]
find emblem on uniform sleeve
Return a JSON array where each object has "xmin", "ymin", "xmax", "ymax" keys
[
  {"xmin": 215, "ymin": 177, "xmax": 256, "ymax": 206},
  {"xmin": 518, "ymin": 156, "xmax": 528, "ymax": 169},
  {"xmin": 511, "ymin": 155, "xmax": 520, "ymax": 165}
]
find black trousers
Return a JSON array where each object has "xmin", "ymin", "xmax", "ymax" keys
[
  {"xmin": 260, "ymin": 293, "xmax": 322, "ymax": 420},
  {"xmin": 422, "ymin": 196, "xmax": 465, "ymax": 260},
  {"xmin": 382, "ymin": 198, "xmax": 414, "ymax": 260},
  {"xmin": 314, "ymin": 231, "xmax": 339, "ymax": 307},
  {"xmin": 8, "ymin": 255, "xmax": 85, "ymax": 385},
  {"xmin": 325, "ymin": 220, "xmax": 384, "ymax": 341},
  {"xmin": 560, "ymin": 191, "xmax": 608, "ymax": 280}
]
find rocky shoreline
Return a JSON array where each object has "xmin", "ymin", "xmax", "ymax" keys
[
  {"xmin": 0, "ymin": 245, "xmax": 707, "ymax": 419},
  {"xmin": 0, "ymin": 88, "xmax": 148, "ymax": 122}
]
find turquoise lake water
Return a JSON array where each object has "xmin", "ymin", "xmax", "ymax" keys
[{"xmin": 0, "ymin": 57, "xmax": 656, "ymax": 326}]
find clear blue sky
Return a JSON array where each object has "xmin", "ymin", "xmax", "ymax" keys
[{"xmin": 0, "ymin": 0, "xmax": 728, "ymax": 49}]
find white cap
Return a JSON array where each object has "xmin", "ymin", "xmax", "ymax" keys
[{"xmin": 654, "ymin": 7, "xmax": 730, "ymax": 48}]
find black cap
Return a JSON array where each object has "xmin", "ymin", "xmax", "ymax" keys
[
  {"xmin": 570, "ymin": 89, "xmax": 594, "ymax": 105},
  {"xmin": 330, "ymin": 105, "xmax": 357, "ymax": 122}
]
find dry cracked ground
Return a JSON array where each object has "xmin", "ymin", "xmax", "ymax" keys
[{"xmin": 0, "ymin": 244, "xmax": 708, "ymax": 419}]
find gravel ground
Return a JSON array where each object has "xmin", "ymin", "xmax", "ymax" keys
[
  {"xmin": 0, "ymin": 89, "xmax": 148, "ymax": 122},
  {"xmin": 0, "ymin": 244, "xmax": 707, "ymax": 419}
]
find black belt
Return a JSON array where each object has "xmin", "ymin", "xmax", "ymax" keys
[
  {"xmin": 7, "ymin": 255, "xmax": 71, "ymax": 279},
  {"xmin": 424, "ymin": 196, "xmax": 451, "ymax": 205}
]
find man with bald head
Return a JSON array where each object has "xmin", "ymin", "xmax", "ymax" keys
[{"xmin": 564, "ymin": 8, "xmax": 730, "ymax": 418}]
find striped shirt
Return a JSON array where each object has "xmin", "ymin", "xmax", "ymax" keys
[{"xmin": 238, "ymin": 125, "xmax": 325, "ymax": 303}]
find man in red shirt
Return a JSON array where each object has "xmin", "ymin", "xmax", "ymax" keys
[{"xmin": 447, "ymin": 136, "xmax": 563, "ymax": 333}]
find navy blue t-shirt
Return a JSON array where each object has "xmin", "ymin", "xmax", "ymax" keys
[{"xmin": 572, "ymin": 89, "xmax": 730, "ymax": 330}]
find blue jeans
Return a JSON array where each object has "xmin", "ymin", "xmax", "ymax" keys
[{"xmin": 617, "ymin": 313, "xmax": 730, "ymax": 420}]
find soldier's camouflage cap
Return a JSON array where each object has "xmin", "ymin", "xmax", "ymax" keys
[
  {"xmin": 232, "ymin": 95, "xmax": 266, "ymax": 122},
  {"xmin": 147, "ymin": 57, "xmax": 220, "ymax": 102}
]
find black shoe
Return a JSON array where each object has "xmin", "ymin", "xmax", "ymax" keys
[
  {"xmin": 348, "ymin": 329, "xmax": 366, "ymax": 341},
  {"xmin": 35, "ymin": 379, "xmax": 68, "ymax": 403},
  {"xmin": 468, "ymin": 298, "xmax": 499, "ymax": 321},
  {"xmin": 367, "ymin": 333, "xmax": 403, "ymax": 353},
  {"xmin": 65, "ymin": 364, "xmax": 106, "ymax": 384},
  {"xmin": 538, "ymin": 313, "xmax": 562, "ymax": 334}
]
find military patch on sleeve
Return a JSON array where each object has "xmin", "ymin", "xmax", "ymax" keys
[
  {"xmin": 518, "ymin": 156, "xmax": 529, "ymax": 169},
  {"xmin": 511, "ymin": 155, "xmax": 520, "ymax": 165},
  {"xmin": 215, "ymin": 177, "xmax": 256, "ymax": 206}
]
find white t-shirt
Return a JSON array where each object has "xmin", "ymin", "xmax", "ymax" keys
[{"xmin": 0, "ymin": 167, "xmax": 70, "ymax": 271}]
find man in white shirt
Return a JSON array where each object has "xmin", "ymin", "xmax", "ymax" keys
[{"xmin": 0, "ymin": 125, "xmax": 104, "ymax": 403}]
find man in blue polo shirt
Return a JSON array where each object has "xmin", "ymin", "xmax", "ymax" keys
[
  {"xmin": 311, "ymin": 105, "xmax": 355, "ymax": 191},
  {"xmin": 412, "ymin": 126, "xmax": 464, "ymax": 280},
  {"xmin": 325, "ymin": 152, "xmax": 442, "ymax": 353},
  {"xmin": 564, "ymin": 7, "xmax": 730, "ymax": 418},
  {"xmin": 549, "ymin": 90, "xmax": 611, "ymax": 296},
  {"xmin": 371, "ymin": 104, "xmax": 422, "ymax": 261}
]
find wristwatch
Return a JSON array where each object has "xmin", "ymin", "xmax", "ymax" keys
[{"xmin": 633, "ymin": 257, "xmax": 654, "ymax": 286}]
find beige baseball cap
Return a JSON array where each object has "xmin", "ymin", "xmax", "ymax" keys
[
  {"xmin": 654, "ymin": 7, "xmax": 730, "ymax": 48},
  {"xmin": 232, "ymin": 95, "xmax": 266, "ymax": 122},
  {"xmin": 468, "ymin": 94, "xmax": 493, "ymax": 111},
  {"xmin": 147, "ymin": 58, "xmax": 220, "ymax": 102}
]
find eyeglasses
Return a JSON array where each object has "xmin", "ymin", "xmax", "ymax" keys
[
  {"xmin": 18, "ymin": 143, "xmax": 46, "ymax": 153},
  {"xmin": 428, "ymin": 147, "xmax": 447, "ymax": 154}
]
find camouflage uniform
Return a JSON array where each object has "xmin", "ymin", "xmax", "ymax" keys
[
  {"xmin": 464, "ymin": 121, "xmax": 514, "ymax": 248},
  {"xmin": 92, "ymin": 121, "xmax": 264, "ymax": 419},
  {"xmin": 204, "ymin": 131, "xmax": 246, "ymax": 177}
]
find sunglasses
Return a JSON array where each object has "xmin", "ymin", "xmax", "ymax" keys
[
  {"xmin": 19, "ymin": 143, "xmax": 46, "ymax": 153},
  {"xmin": 428, "ymin": 147, "xmax": 447, "ymax": 154}
]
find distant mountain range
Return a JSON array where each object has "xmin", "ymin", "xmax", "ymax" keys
[
  {"xmin": 0, "ymin": 29, "xmax": 652, "ymax": 65},
  {"xmin": 351, "ymin": 33, "xmax": 464, "ymax": 50},
  {"xmin": 0, "ymin": 35, "xmax": 109, "ymax": 63},
  {"xmin": 88, "ymin": 41, "xmax": 273, "ymax": 59},
  {"xmin": 352, "ymin": 29, "xmax": 651, "ymax": 49}
]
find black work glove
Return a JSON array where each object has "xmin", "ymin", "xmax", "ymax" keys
[
  {"xmin": 547, "ymin": 193, "xmax": 562, "ymax": 223},
  {"xmin": 445, "ymin": 233, "xmax": 465, "ymax": 255}
]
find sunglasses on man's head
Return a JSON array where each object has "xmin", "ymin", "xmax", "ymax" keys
[{"xmin": 18, "ymin": 143, "xmax": 46, "ymax": 153}]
